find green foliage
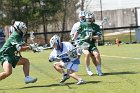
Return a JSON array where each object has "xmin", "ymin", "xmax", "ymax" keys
[{"xmin": 0, "ymin": 0, "xmax": 64, "ymax": 25}]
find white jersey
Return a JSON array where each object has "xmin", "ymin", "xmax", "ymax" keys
[
  {"xmin": 49, "ymin": 42, "xmax": 79, "ymax": 64},
  {"xmin": 70, "ymin": 22, "xmax": 80, "ymax": 38}
]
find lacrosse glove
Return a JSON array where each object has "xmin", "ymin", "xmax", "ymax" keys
[
  {"xmin": 49, "ymin": 56, "xmax": 60, "ymax": 62},
  {"xmin": 48, "ymin": 57, "xmax": 54, "ymax": 62},
  {"xmin": 69, "ymin": 39, "xmax": 75, "ymax": 45},
  {"xmin": 29, "ymin": 43, "xmax": 40, "ymax": 52}
]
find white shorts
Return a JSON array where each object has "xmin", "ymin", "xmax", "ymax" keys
[{"xmin": 59, "ymin": 62, "xmax": 79, "ymax": 72}]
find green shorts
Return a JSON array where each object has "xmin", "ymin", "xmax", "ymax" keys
[
  {"xmin": 88, "ymin": 45, "xmax": 97, "ymax": 52},
  {"xmin": 0, "ymin": 55, "xmax": 21, "ymax": 68},
  {"xmin": 79, "ymin": 41, "xmax": 97, "ymax": 52}
]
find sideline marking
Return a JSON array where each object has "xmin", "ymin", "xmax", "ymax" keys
[{"xmin": 101, "ymin": 55, "xmax": 140, "ymax": 60}]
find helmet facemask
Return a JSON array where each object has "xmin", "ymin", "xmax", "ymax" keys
[
  {"xmin": 14, "ymin": 21, "xmax": 27, "ymax": 36},
  {"xmin": 85, "ymin": 12, "xmax": 95, "ymax": 24},
  {"xmin": 79, "ymin": 16, "xmax": 85, "ymax": 22},
  {"xmin": 86, "ymin": 18, "xmax": 92, "ymax": 24},
  {"xmin": 50, "ymin": 35, "xmax": 61, "ymax": 50},
  {"xmin": 79, "ymin": 11, "xmax": 86, "ymax": 22}
]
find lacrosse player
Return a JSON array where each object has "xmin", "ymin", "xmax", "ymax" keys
[
  {"xmin": 70, "ymin": 11, "xmax": 86, "ymax": 58},
  {"xmin": 49, "ymin": 35, "xmax": 86, "ymax": 85},
  {"xmin": 0, "ymin": 21, "xmax": 38, "ymax": 84},
  {"xmin": 72, "ymin": 12, "xmax": 103, "ymax": 76},
  {"xmin": 71, "ymin": 11, "xmax": 99, "ymax": 76}
]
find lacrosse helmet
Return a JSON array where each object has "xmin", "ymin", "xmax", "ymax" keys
[
  {"xmin": 79, "ymin": 11, "xmax": 86, "ymax": 22},
  {"xmin": 50, "ymin": 35, "xmax": 61, "ymax": 50},
  {"xmin": 85, "ymin": 12, "xmax": 95, "ymax": 24},
  {"xmin": 13, "ymin": 21, "xmax": 27, "ymax": 36}
]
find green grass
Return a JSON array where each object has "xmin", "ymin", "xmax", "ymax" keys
[
  {"xmin": 104, "ymin": 32, "xmax": 136, "ymax": 44},
  {"xmin": 0, "ymin": 44, "xmax": 140, "ymax": 93}
]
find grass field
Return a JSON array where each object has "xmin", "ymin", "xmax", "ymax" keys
[{"xmin": 0, "ymin": 44, "xmax": 140, "ymax": 93}]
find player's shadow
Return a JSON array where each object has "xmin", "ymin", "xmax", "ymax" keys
[
  {"xmin": 0, "ymin": 81, "xmax": 100, "ymax": 90},
  {"xmin": 103, "ymin": 71, "xmax": 139, "ymax": 76},
  {"xmin": 17, "ymin": 80, "xmax": 100, "ymax": 89}
]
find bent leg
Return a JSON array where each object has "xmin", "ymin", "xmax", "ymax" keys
[
  {"xmin": 82, "ymin": 50, "xmax": 90, "ymax": 67},
  {"xmin": 92, "ymin": 49, "xmax": 101, "ymax": 65},
  {"xmin": 68, "ymin": 70, "xmax": 86, "ymax": 85},
  {"xmin": 53, "ymin": 62, "xmax": 65, "ymax": 74},
  {"xmin": 82, "ymin": 50, "xmax": 93, "ymax": 76},
  {"xmin": 17, "ymin": 57, "xmax": 37, "ymax": 84},
  {"xmin": 17, "ymin": 57, "xmax": 30, "ymax": 77},
  {"xmin": 92, "ymin": 49, "xmax": 103, "ymax": 76},
  {"xmin": 68, "ymin": 70, "xmax": 81, "ymax": 81},
  {"xmin": 0, "ymin": 61, "xmax": 12, "ymax": 80},
  {"xmin": 90, "ymin": 53, "xmax": 98, "ymax": 66}
]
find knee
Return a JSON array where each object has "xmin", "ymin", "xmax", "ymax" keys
[
  {"xmin": 53, "ymin": 63, "xmax": 57, "ymax": 68},
  {"xmin": 94, "ymin": 53, "xmax": 100, "ymax": 58},
  {"xmin": 5, "ymin": 71, "xmax": 12, "ymax": 77},
  {"xmin": 24, "ymin": 58, "xmax": 30, "ymax": 65},
  {"xmin": 85, "ymin": 53, "xmax": 90, "ymax": 57},
  {"xmin": 53, "ymin": 63, "xmax": 59, "ymax": 69},
  {"xmin": 53, "ymin": 63, "xmax": 62, "ymax": 69}
]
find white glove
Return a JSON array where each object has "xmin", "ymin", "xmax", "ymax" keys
[
  {"xmin": 49, "ymin": 56, "xmax": 60, "ymax": 62},
  {"xmin": 29, "ymin": 43, "xmax": 41, "ymax": 52},
  {"xmin": 29, "ymin": 43, "xmax": 38, "ymax": 49}
]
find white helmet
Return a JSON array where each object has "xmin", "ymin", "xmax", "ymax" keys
[
  {"xmin": 79, "ymin": 11, "xmax": 86, "ymax": 22},
  {"xmin": 85, "ymin": 12, "xmax": 95, "ymax": 24},
  {"xmin": 79, "ymin": 11, "xmax": 86, "ymax": 17},
  {"xmin": 50, "ymin": 35, "xmax": 61, "ymax": 49},
  {"xmin": 13, "ymin": 21, "xmax": 27, "ymax": 36}
]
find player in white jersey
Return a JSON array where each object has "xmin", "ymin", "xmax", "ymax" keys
[
  {"xmin": 70, "ymin": 11, "xmax": 86, "ymax": 58},
  {"xmin": 49, "ymin": 35, "xmax": 86, "ymax": 85}
]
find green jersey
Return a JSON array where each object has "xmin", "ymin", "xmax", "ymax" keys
[
  {"xmin": 77, "ymin": 22, "xmax": 101, "ymax": 52},
  {"xmin": 0, "ymin": 31, "xmax": 25, "ymax": 68}
]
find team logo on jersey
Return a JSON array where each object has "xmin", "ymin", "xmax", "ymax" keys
[{"xmin": 58, "ymin": 53, "xmax": 68, "ymax": 58}]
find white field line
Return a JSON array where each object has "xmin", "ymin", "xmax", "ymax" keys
[{"xmin": 101, "ymin": 55, "xmax": 140, "ymax": 60}]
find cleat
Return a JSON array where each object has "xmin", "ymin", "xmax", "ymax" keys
[
  {"xmin": 87, "ymin": 71, "xmax": 93, "ymax": 76},
  {"xmin": 76, "ymin": 80, "xmax": 86, "ymax": 85},
  {"xmin": 25, "ymin": 76, "xmax": 37, "ymax": 84},
  {"xmin": 59, "ymin": 74, "xmax": 70, "ymax": 83},
  {"xmin": 98, "ymin": 72, "xmax": 103, "ymax": 76}
]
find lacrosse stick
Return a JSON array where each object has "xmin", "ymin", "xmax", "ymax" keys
[
  {"xmin": 30, "ymin": 31, "xmax": 45, "ymax": 52},
  {"xmin": 58, "ymin": 42, "xmax": 90, "ymax": 58},
  {"xmin": 101, "ymin": 17, "xmax": 110, "ymax": 26},
  {"xmin": 30, "ymin": 31, "xmax": 35, "ymax": 45},
  {"xmin": 49, "ymin": 42, "xmax": 90, "ymax": 62},
  {"xmin": 30, "ymin": 31, "xmax": 52, "ymax": 52}
]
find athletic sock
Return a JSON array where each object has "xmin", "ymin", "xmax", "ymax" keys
[
  {"xmin": 86, "ymin": 66, "xmax": 91, "ymax": 71},
  {"xmin": 96, "ymin": 65, "xmax": 102, "ymax": 74}
]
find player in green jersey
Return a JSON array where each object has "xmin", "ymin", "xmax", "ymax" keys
[
  {"xmin": 0, "ymin": 21, "xmax": 37, "ymax": 84},
  {"xmin": 73, "ymin": 12, "xmax": 103, "ymax": 76}
]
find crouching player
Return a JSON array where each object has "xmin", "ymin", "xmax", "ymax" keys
[{"xmin": 48, "ymin": 35, "xmax": 86, "ymax": 85}]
